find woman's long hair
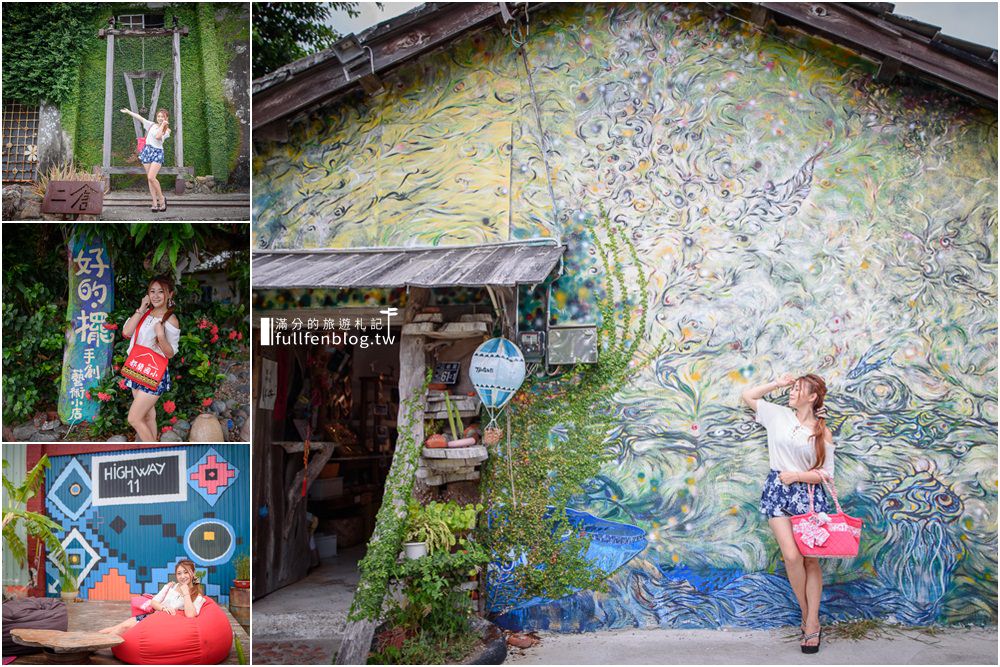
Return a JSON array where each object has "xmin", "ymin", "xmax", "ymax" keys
[
  {"xmin": 147, "ymin": 275, "xmax": 176, "ymax": 324},
  {"xmin": 175, "ymin": 559, "xmax": 202, "ymax": 598},
  {"xmin": 798, "ymin": 374, "xmax": 827, "ymax": 470}
]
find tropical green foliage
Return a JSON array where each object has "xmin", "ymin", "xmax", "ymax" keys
[
  {"xmin": 2, "ymin": 456, "xmax": 67, "ymax": 580},
  {"xmin": 252, "ymin": 2, "xmax": 364, "ymax": 78},
  {"xmin": 1, "ymin": 3, "xmax": 102, "ymax": 105}
]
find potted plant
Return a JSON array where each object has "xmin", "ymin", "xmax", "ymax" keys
[
  {"xmin": 2, "ymin": 456, "xmax": 68, "ymax": 590},
  {"xmin": 423, "ymin": 418, "xmax": 447, "ymax": 449},
  {"xmin": 59, "ymin": 566, "xmax": 79, "ymax": 600},
  {"xmin": 444, "ymin": 394, "xmax": 475, "ymax": 447},
  {"xmin": 402, "ymin": 500, "xmax": 452, "ymax": 559},
  {"xmin": 229, "ymin": 553, "xmax": 250, "ymax": 627}
]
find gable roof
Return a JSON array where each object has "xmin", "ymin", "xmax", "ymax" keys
[{"xmin": 252, "ymin": 2, "xmax": 997, "ymax": 131}]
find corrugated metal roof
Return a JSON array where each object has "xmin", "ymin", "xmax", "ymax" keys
[{"xmin": 252, "ymin": 241, "xmax": 565, "ymax": 289}]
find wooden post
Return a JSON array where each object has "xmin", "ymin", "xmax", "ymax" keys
[
  {"xmin": 336, "ymin": 288, "xmax": 429, "ymax": 665},
  {"xmin": 102, "ymin": 33, "xmax": 115, "ymax": 169},
  {"xmin": 172, "ymin": 28, "xmax": 185, "ymax": 193}
]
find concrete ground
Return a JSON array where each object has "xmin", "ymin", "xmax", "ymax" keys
[
  {"xmin": 251, "ymin": 545, "xmax": 364, "ymax": 665},
  {"xmin": 11, "ymin": 599, "xmax": 249, "ymax": 664},
  {"xmin": 505, "ymin": 626, "xmax": 999, "ymax": 665}
]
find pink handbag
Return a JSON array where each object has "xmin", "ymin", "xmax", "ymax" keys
[{"xmin": 791, "ymin": 470, "xmax": 863, "ymax": 558}]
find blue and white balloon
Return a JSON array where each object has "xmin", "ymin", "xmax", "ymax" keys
[{"xmin": 470, "ymin": 338, "xmax": 526, "ymax": 410}]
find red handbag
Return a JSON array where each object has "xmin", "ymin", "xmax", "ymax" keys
[
  {"xmin": 137, "ymin": 137, "xmax": 146, "ymax": 152},
  {"xmin": 121, "ymin": 309, "xmax": 168, "ymax": 391},
  {"xmin": 791, "ymin": 470, "xmax": 863, "ymax": 559}
]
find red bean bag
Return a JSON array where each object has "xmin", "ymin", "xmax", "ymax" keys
[{"xmin": 112, "ymin": 597, "xmax": 233, "ymax": 665}]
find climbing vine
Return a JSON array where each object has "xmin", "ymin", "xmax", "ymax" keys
[
  {"xmin": 480, "ymin": 205, "xmax": 664, "ymax": 608},
  {"xmin": 349, "ymin": 367, "xmax": 434, "ymax": 622}
]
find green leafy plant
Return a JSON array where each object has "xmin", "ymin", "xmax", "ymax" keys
[
  {"xmin": 233, "ymin": 553, "xmax": 251, "ymax": 581},
  {"xmin": 368, "ymin": 544, "xmax": 489, "ymax": 664},
  {"xmin": 403, "ymin": 500, "xmax": 452, "ymax": 554},
  {"xmin": 2, "ymin": 456, "xmax": 67, "ymax": 586},
  {"xmin": 443, "ymin": 393, "xmax": 462, "ymax": 441},
  {"xmin": 349, "ymin": 368, "xmax": 433, "ymax": 623},
  {"xmin": 58, "ymin": 564, "xmax": 78, "ymax": 593},
  {"xmin": 234, "ymin": 631, "xmax": 248, "ymax": 665},
  {"xmin": 480, "ymin": 204, "xmax": 664, "ymax": 609}
]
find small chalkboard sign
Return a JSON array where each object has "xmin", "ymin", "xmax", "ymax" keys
[
  {"xmin": 91, "ymin": 450, "xmax": 187, "ymax": 506},
  {"xmin": 432, "ymin": 362, "xmax": 461, "ymax": 385},
  {"xmin": 42, "ymin": 181, "xmax": 104, "ymax": 218}
]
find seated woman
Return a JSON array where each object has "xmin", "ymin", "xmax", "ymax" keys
[{"xmin": 99, "ymin": 560, "xmax": 204, "ymax": 636}]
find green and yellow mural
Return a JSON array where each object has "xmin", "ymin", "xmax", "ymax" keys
[{"xmin": 252, "ymin": 3, "xmax": 998, "ymax": 629}]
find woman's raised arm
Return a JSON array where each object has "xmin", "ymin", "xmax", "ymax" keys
[{"xmin": 741, "ymin": 373, "xmax": 795, "ymax": 411}]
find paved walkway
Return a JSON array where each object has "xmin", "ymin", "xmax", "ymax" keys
[{"xmin": 505, "ymin": 626, "xmax": 998, "ymax": 665}]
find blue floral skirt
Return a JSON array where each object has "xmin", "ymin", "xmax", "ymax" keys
[
  {"xmin": 125, "ymin": 367, "xmax": 171, "ymax": 396},
  {"xmin": 139, "ymin": 145, "xmax": 165, "ymax": 164},
  {"xmin": 759, "ymin": 470, "xmax": 831, "ymax": 518}
]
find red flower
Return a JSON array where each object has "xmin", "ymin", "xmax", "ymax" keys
[
  {"xmin": 161, "ymin": 425, "xmax": 173, "ymax": 433},
  {"xmin": 174, "ymin": 374, "xmax": 182, "ymax": 380},
  {"xmin": 236, "ymin": 332, "xmax": 243, "ymax": 341},
  {"xmin": 112, "ymin": 364, "xmax": 120, "ymax": 372},
  {"xmin": 103, "ymin": 323, "xmax": 119, "ymax": 330},
  {"xmin": 118, "ymin": 379, "xmax": 126, "ymax": 390},
  {"xmin": 170, "ymin": 416, "xmax": 178, "ymax": 424},
  {"xmin": 163, "ymin": 400, "xmax": 176, "ymax": 414},
  {"xmin": 97, "ymin": 392, "xmax": 111, "ymax": 402},
  {"xmin": 180, "ymin": 356, "xmax": 186, "ymax": 363},
  {"xmin": 210, "ymin": 335, "xmax": 219, "ymax": 344},
  {"xmin": 202, "ymin": 398, "xmax": 213, "ymax": 407},
  {"xmin": 228, "ymin": 330, "xmax": 238, "ymax": 340},
  {"xmin": 85, "ymin": 391, "xmax": 92, "ymax": 400},
  {"xmin": 198, "ymin": 319, "xmax": 209, "ymax": 330}
]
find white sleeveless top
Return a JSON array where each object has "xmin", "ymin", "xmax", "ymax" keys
[
  {"xmin": 755, "ymin": 399, "xmax": 835, "ymax": 476},
  {"xmin": 143, "ymin": 581, "xmax": 205, "ymax": 615},
  {"xmin": 140, "ymin": 117, "xmax": 171, "ymax": 149},
  {"xmin": 128, "ymin": 311, "xmax": 180, "ymax": 357}
]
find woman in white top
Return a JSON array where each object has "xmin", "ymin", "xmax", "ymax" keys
[
  {"xmin": 121, "ymin": 275, "xmax": 180, "ymax": 442},
  {"xmin": 98, "ymin": 559, "xmax": 205, "ymax": 636},
  {"xmin": 120, "ymin": 107, "xmax": 171, "ymax": 213},
  {"xmin": 741, "ymin": 373, "xmax": 834, "ymax": 654}
]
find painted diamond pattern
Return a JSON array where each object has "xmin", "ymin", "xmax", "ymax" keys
[
  {"xmin": 186, "ymin": 448, "xmax": 239, "ymax": 507},
  {"xmin": 48, "ymin": 527, "xmax": 101, "ymax": 591},
  {"xmin": 48, "ymin": 457, "xmax": 92, "ymax": 521}
]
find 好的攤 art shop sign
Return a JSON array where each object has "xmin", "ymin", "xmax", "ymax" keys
[{"xmin": 57, "ymin": 234, "xmax": 115, "ymax": 424}]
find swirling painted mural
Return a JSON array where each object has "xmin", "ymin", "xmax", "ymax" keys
[{"xmin": 253, "ymin": 3, "xmax": 997, "ymax": 628}]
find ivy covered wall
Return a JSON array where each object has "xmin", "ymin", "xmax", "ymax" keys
[
  {"xmin": 4, "ymin": 2, "xmax": 249, "ymax": 188},
  {"xmin": 252, "ymin": 3, "xmax": 998, "ymax": 631}
]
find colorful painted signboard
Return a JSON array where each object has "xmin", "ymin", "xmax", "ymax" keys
[
  {"xmin": 58, "ymin": 234, "xmax": 114, "ymax": 424},
  {"xmin": 45, "ymin": 446, "xmax": 248, "ymax": 605}
]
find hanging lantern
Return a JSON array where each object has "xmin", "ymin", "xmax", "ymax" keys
[{"xmin": 469, "ymin": 337, "xmax": 526, "ymax": 411}]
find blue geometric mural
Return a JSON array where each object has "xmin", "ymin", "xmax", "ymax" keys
[{"xmin": 45, "ymin": 446, "xmax": 249, "ymax": 605}]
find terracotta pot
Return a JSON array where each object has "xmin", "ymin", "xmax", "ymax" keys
[
  {"xmin": 189, "ymin": 413, "xmax": 224, "ymax": 442},
  {"xmin": 425, "ymin": 433, "xmax": 448, "ymax": 448},
  {"xmin": 232, "ymin": 580, "xmax": 251, "ymax": 589}
]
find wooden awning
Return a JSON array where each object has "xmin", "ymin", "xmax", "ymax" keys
[{"xmin": 252, "ymin": 240, "xmax": 565, "ymax": 289}]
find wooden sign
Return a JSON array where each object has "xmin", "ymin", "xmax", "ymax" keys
[
  {"xmin": 58, "ymin": 235, "xmax": 115, "ymax": 425},
  {"xmin": 42, "ymin": 181, "xmax": 104, "ymax": 217},
  {"xmin": 91, "ymin": 450, "xmax": 187, "ymax": 505}
]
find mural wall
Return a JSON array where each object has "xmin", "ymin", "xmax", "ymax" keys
[
  {"xmin": 45, "ymin": 445, "xmax": 249, "ymax": 605},
  {"xmin": 252, "ymin": 3, "xmax": 998, "ymax": 628}
]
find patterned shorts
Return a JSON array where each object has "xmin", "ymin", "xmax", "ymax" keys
[
  {"xmin": 139, "ymin": 145, "xmax": 165, "ymax": 164},
  {"xmin": 125, "ymin": 367, "xmax": 172, "ymax": 396},
  {"xmin": 135, "ymin": 612, "xmax": 152, "ymax": 622},
  {"xmin": 759, "ymin": 470, "xmax": 831, "ymax": 518}
]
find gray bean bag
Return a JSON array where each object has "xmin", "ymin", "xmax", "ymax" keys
[{"xmin": 2, "ymin": 597, "xmax": 68, "ymax": 656}]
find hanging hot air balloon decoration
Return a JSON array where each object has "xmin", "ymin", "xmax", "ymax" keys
[{"xmin": 469, "ymin": 337, "xmax": 526, "ymax": 443}]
